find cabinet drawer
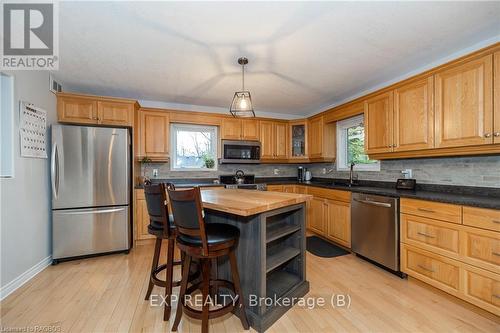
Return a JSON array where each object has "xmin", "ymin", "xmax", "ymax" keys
[
  {"xmin": 463, "ymin": 206, "xmax": 500, "ymax": 232},
  {"xmin": 307, "ymin": 187, "xmax": 351, "ymax": 203},
  {"xmin": 401, "ymin": 244, "xmax": 460, "ymax": 295},
  {"xmin": 400, "ymin": 198, "xmax": 462, "ymax": 224},
  {"xmin": 461, "ymin": 264, "xmax": 500, "ymax": 316},
  {"xmin": 401, "ymin": 214, "xmax": 460, "ymax": 258},
  {"xmin": 460, "ymin": 227, "xmax": 500, "ymax": 273}
]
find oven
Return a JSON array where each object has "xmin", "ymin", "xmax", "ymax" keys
[{"xmin": 220, "ymin": 140, "xmax": 260, "ymax": 164}]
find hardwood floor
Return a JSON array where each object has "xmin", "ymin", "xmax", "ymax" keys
[{"xmin": 1, "ymin": 242, "xmax": 498, "ymax": 332}]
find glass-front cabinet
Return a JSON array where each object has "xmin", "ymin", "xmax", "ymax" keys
[{"xmin": 289, "ymin": 120, "xmax": 307, "ymax": 159}]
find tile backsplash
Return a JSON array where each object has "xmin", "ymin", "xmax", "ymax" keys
[{"xmin": 142, "ymin": 155, "xmax": 500, "ymax": 188}]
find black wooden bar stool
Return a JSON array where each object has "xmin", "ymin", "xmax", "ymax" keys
[
  {"xmin": 143, "ymin": 182, "xmax": 181, "ymax": 321},
  {"xmin": 167, "ymin": 186, "xmax": 249, "ymax": 333}
]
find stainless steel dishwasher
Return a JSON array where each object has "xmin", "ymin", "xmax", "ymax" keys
[{"xmin": 351, "ymin": 193, "xmax": 400, "ymax": 272}]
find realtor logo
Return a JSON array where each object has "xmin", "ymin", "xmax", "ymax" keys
[{"xmin": 1, "ymin": 1, "xmax": 59, "ymax": 70}]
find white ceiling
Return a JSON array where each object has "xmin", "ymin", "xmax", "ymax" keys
[{"xmin": 56, "ymin": 1, "xmax": 500, "ymax": 118}]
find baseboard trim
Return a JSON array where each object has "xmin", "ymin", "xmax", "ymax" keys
[{"xmin": 0, "ymin": 255, "xmax": 52, "ymax": 301}]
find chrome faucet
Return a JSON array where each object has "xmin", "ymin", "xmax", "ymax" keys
[{"xmin": 349, "ymin": 162, "xmax": 356, "ymax": 186}]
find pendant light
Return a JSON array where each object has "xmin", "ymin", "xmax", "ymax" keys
[{"xmin": 230, "ymin": 57, "xmax": 255, "ymax": 118}]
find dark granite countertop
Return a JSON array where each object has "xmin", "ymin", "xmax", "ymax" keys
[{"xmin": 136, "ymin": 177, "xmax": 500, "ymax": 209}]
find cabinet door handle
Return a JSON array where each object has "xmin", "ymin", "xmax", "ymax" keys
[
  {"xmin": 494, "ymin": 132, "xmax": 500, "ymax": 137},
  {"xmin": 418, "ymin": 208, "xmax": 435, "ymax": 213},
  {"xmin": 484, "ymin": 133, "xmax": 492, "ymax": 138},
  {"xmin": 492, "ymin": 252, "xmax": 500, "ymax": 257},
  {"xmin": 417, "ymin": 232, "xmax": 436, "ymax": 239},
  {"xmin": 493, "ymin": 294, "xmax": 500, "ymax": 299},
  {"xmin": 492, "ymin": 220, "xmax": 500, "ymax": 224},
  {"xmin": 417, "ymin": 264, "xmax": 435, "ymax": 273}
]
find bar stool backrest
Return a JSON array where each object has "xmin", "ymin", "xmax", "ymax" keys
[
  {"xmin": 167, "ymin": 187, "xmax": 209, "ymax": 255},
  {"xmin": 144, "ymin": 182, "xmax": 171, "ymax": 239}
]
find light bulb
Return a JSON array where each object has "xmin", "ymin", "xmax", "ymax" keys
[{"xmin": 240, "ymin": 97, "xmax": 247, "ymax": 109}]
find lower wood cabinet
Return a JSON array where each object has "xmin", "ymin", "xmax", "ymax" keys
[
  {"xmin": 308, "ymin": 197, "xmax": 326, "ymax": 234},
  {"xmin": 401, "ymin": 199, "xmax": 500, "ymax": 315},
  {"xmin": 135, "ymin": 189, "xmax": 154, "ymax": 241},
  {"xmin": 305, "ymin": 187, "xmax": 351, "ymax": 249},
  {"xmin": 325, "ymin": 199, "xmax": 351, "ymax": 248},
  {"xmin": 401, "ymin": 244, "xmax": 461, "ymax": 296}
]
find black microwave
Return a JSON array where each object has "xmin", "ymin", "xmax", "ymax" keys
[{"xmin": 220, "ymin": 140, "xmax": 260, "ymax": 164}]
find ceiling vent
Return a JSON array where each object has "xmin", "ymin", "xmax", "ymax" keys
[{"xmin": 49, "ymin": 75, "xmax": 62, "ymax": 94}]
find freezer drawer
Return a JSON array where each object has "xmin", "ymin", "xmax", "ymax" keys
[{"xmin": 53, "ymin": 206, "xmax": 130, "ymax": 259}]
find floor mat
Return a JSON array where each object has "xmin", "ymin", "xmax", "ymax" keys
[{"xmin": 306, "ymin": 236, "xmax": 350, "ymax": 258}]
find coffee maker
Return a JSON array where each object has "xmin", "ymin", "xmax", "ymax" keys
[{"xmin": 297, "ymin": 166, "xmax": 304, "ymax": 182}]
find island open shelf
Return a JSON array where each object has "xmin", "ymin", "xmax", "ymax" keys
[{"xmin": 202, "ymin": 188, "xmax": 311, "ymax": 332}]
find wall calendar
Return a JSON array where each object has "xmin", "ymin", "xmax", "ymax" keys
[{"xmin": 20, "ymin": 101, "xmax": 47, "ymax": 158}]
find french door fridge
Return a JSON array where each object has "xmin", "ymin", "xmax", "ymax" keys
[{"xmin": 51, "ymin": 124, "xmax": 131, "ymax": 262}]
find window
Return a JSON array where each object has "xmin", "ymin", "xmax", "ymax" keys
[
  {"xmin": 171, "ymin": 124, "xmax": 218, "ymax": 171},
  {"xmin": 336, "ymin": 114, "xmax": 380, "ymax": 171},
  {"xmin": 1, "ymin": 73, "xmax": 14, "ymax": 178}
]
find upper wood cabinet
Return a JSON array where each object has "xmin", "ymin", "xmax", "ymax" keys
[
  {"xmin": 434, "ymin": 54, "xmax": 493, "ymax": 148},
  {"xmin": 57, "ymin": 93, "xmax": 135, "ymax": 126},
  {"xmin": 57, "ymin": 95, "xmax": 97, "ymax": 124},
  {"xmin": 364, "ymin": 91, "xmax": 394, "ymax": 154},
  {"xmin": 221, "ymin": 118, "xmax": 259, "ymax": 141},
  {"xmin": 97, "ymin": 101, "xmax": 134, "ymax": 126},
  {"xmin": 393, "ymin": 76, "xmax": 434, "ymax": 152},
  {"xmin": 242, "ymin": 119, "xmax": 260, "ymax": 141},
  {"xmin": 307, "ymin": 116, "xmax": 335, "ymax": 160},
  {"xmin": 494, "ymin": 52, "xmax": 500, "ymax": 144},
  {"xmin": 289, "ymin": 120, "xmax": 308, "ymax": 159},
  {"xmin": 259, "ymin": 120, "xmax": 288, "ymax": 160},
  {"xmin": 137, "ymin": 109, "xmax": 170, "ymax": 161}
]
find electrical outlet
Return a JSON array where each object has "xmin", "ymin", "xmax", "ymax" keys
[
  {"xmin": 322, "ymin": 168, "xmax": 327, "ymax": 174},
  {"xmin": 153, "ymin": 169, "xmax": 159, "ymax": 178},
  {"xmin": 401, "ymin": 169, "xmax": 412, "ymax": 179},
  {"xmin": 273, "ymin": 168, "xmax": 280, "ymax": 175}
]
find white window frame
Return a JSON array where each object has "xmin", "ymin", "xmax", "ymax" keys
[
  {"xmin": 170, "ymin": 123, "xmax": 218, "ymax": 172},
  {"xmin": 1, "ymin": 72, "xmax": 15, "ymax": 178},
  {"xmin": 336, "ymin": 114, "xmax": 380, "ymax": 172}
]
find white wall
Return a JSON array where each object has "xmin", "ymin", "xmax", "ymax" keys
[{"xmin": 0, "ymin": 71, "xmax": 57, "ymax": 299}]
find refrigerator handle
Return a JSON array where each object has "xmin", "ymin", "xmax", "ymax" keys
[{"xmin": 51, "ymin": 142, "xmax": 59, "ymax": 199}]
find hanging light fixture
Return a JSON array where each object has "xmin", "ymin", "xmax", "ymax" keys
[{"xmin": 230, "ymin": 57, "xmax": 255, "ymax": 118}]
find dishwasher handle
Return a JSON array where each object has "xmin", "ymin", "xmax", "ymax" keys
[{"xmin": 353, "ymin": 198, "xmax": 392, "ymax": 208}]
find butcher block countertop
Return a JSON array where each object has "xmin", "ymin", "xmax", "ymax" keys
[{"xmin": 201, "ymin": 188, "xmax": 312, "ymax": 216}]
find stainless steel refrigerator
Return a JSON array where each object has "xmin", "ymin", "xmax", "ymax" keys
[{"xmin": 51, "ymin": 124, "xmax": 131, "ymax": 263}]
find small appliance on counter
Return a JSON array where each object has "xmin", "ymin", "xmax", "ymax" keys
[
  {"xmin": 396, "ymin": 178, "xmax": 416, "ymax": 190},
  {"xmin": 305, "ymin": 169, "xmax": 312, "ymax": 181},
  {"xmin": 297, "ymin": 166, "xmax": 304, "ymax": 181},
  {"xmin": 219, "ymin": 172, "xmax": 267, "ymax": 190}
]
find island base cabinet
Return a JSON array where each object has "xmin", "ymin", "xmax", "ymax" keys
[{"xmin": 204, "ymin": 203, "xmax": 309, "ymax": 332}]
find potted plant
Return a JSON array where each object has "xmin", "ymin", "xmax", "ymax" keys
[
  {"xmin": 139, "ymin": 156, "xmax": 152, "ymax": 185},
  {"xmin": 202, "ymin": 153, "xmax": 215, "ymax": 169}
]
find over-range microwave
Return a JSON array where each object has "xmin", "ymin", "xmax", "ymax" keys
[{"xmin": 220, "ymin": 140, "xmax": 261, "ymax": 164}]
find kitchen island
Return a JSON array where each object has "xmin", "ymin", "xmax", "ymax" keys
[{"xmin": 200, "ymin": 189, "xmax": 312, "ymax": 332}]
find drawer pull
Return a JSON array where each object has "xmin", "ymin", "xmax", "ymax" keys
[
  {"xmin": 417, "ymin": 232, "xmax": 435, "ymax": 239},
  {"xmin": 417, "ymin": 264, "xmax": 435, "ymax": 273},
  {"xmin": 418, "ymin": 208, "xmax": 435, "ymax": 213},
  {"xmin": 492, "ymin": 252, "xmax": 500, "ymax": 256},
  {"xmin": 493, "ymin": 295, "xmax": 500, "ymax": 299},
  {"xmin": 492, "ymin": 220, "xmax": 500, "ymax": 224}
]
